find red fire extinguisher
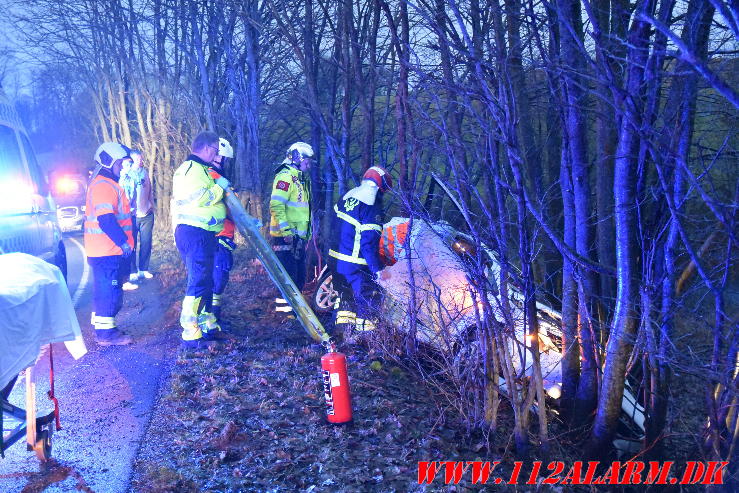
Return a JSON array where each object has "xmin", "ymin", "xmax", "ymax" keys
[{"xmin": 321, "ymin": 343, "xmax": 353, "ymax": 424}]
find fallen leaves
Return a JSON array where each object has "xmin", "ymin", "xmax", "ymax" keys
[{"xmin": 131, "ymin": 248, "xmax": 496, "ymax": 492}]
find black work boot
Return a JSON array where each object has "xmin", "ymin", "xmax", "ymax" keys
[
  {"xmin": 181, "ymin": 338, "xmax": 217, "ymax": 350},
  {"xmin": 96, "ymin": 329, "xmax": 133, "ymax": 346}
]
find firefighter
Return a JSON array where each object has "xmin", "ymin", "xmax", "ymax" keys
[
  {"xmin": 208, "ymin": 137, "xmax": 236, "ymax": 329},
  {"xmin": 85, "ymin": 142, "xmax": 135, "ymax": 346},
  {"xmin": 172, "ymin": 131, "xmax": 229, "ymax": 348},
  {"xmin": 269, "ymin": 141, "xmax": 313, "ymax": 315},
  {"xmin": 329, "ymin": 166, "xmax": 393, "ymax": 335}
]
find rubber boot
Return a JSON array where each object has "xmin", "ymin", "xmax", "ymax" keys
[
  {"xmin": 96, "ymin": 328, "xmax": 133, "ymax": 346},
  {"xmin": 94, "ymin": 315, "xmax": 132, "ymax": 346},
  {"xmin": 198, "ymin": 312, "xmax": 229, "ymax": 341},
  {"xmin": 180, "ymin": 296, "xmax": 209, "ymax": 348},
  {"xmin": 212, "ymin": 304, "xmax": 232, "ymax": 332}
]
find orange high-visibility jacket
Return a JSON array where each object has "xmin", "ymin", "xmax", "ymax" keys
[
  {"xmin": 379, "ymin": 221, "xmax": 409, "ymax": 266},
  {"xmin": 84, "ymin": 175, "xmax": 134, "ymax": 257}
]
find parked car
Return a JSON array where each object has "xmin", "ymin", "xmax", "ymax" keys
[
  {"xmin": 0, "ymin": 88, "xmax": 67, "ymax": 279},
  {"xmin": 51, "ymin": 173, "xmax": 87, "ymax": 233}
]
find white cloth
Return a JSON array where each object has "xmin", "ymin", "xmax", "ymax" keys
[
  {"xmin": 342, "ymin": 180, "xmax": 379, "ymax": 205},
  {"xmin": 0, "ymin": 253, "xmax": 87, "ymax": 390}
]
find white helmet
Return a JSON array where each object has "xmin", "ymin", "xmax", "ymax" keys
[
  {"xmin": 218, "ymin": 137, "xmax": 234, "ymax": 158},
  {"xmin": 94, "ymin": 142, "xmax": 130, "ymax": 168},
  {"xmin": 283, "ymin": 141, "xmax": 314, "ymax": 164}
]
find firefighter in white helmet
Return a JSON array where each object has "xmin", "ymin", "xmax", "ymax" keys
[
  {"xmin": 85, "ymin": 142, "xmax": 135, "ymax": 346},
  {"xmin": 329, "ymin": 166, "xmax": 393, "ymax": 335},
  {"xmin": 269, "ymin": 141, "xmax": 314, "ymax": 315}
]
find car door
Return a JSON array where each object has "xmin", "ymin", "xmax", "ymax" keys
[
  {"xmin": 0, "ymin": 123, "xmax": 39, "ymax": 257},
  {"xmin": 20, "ymin": 131, "xmax": 59, "ymax": 263}
]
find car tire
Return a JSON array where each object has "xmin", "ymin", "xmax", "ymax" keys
[
  {"xmin": 55, "ymin": 241, "xmax": 68, "ymax": 282},
  {"xmin": 310, "ymin": 269, "xmax": 339, "ymax": 314}
]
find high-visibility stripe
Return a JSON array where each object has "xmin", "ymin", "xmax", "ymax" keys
[
  {"xmin": 94, "ymin": 315, "xmax": 116, "ymax": 330},
  {"xmin": 355, "ymin": 318, "xmax": 376, "ymax": 331},
  {"xmin": 336, "ymin": 316, "xmax": 355, "ymax": 324},
  {"xmin": 272, "ymin": 245, "xmax": 292, "ymax": 252},
  {"xmin": 94, "ymin": 203, "xmax": 115, "ymax": 212},
  {"xmin": 174, "ymin": 187, "xmax": 210, "ymax": 206},
  {"xmin": 212, "ymin": 293, "xmax": 222, "ymax": 306},
  {"xmin": 175, "ymin": 214, "xmax": 224, "ymax": 228},
  {"xmin": 333, "ymin": 204, "xmax": 380, "ymax": 262},
  {"xmin": 275, "ymin": 305, "xmax": 293, "ymax": 312},
  {"xmin": 272, "ymin": 191, "xmax": 309, "ymax": 207},
  {"xmin": 329, "ymin": 249, "xmax": 367, "ymax": 265}
]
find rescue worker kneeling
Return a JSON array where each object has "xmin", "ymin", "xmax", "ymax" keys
[
  {"xmin": 85, "ymin": 142, "xmax": 135, "ymax": 346},
  {"xmin": 329, "ymin": 166, "xmax": 393, "ymax": 337},
  {"xmin": 172, "ymin": 131, "xmax": 229, "ymax": 348}
]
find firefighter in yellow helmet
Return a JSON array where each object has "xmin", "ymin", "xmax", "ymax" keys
[
  {"xmin": 269, "ymin": 141, "xmax": 313, "ymax": 315},
  {"xmin": 172, "ymin": 131, "xmax": 229, "ymax": 348}
]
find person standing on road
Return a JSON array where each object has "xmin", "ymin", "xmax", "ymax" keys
[
  {"xmin": 329, "ymin": 166, "xmax": 392, "ymax": 336},
  {"xmin": 207, "ymin": 138, "xmax": 237, "ymax": 329},
  {"xmin": 172, "ymin": 131, "xmax": 230, "ymax": 348},
  {"xmin": 84, "ymin": 142, "xmax": 135, "ymax": 346},
  {"xmin": 269, "ymin": 141, "xmax": 313, "ymax": 316},
  {"xmin": 120, "ymin": 150, "xmax": 156, "ymax": 282}
]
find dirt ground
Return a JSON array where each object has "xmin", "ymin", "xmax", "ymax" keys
[
  {"xmin": 129, "ymin": 249, "xmax": 509, "ymax": 492},
  {"xmin": 126, "ymin": 243, "xmax": 736, "ymax": 492}
]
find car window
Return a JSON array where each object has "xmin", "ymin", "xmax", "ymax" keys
[
  {"xmin": 0, "ymin": 124, "xmax": 33, "ymax": 214},
  {"xmin": 0, "ymin": 124, "xmax": 23, "ymax": 181},
  {"xmin": 20, "ymin": 133, "xmax": 48, "ymax": 196}
]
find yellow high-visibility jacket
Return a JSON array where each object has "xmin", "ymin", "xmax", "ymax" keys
[
  {"xmin": 269, "ymin": 164, "xmax": 311, "ymax": 239},
  {"xmin": 172, "ymin": 155, "xmax": 226, "ymax": 233}
]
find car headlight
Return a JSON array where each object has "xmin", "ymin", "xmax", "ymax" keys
[{"xmin": 451, "ymin": 237, "xmax": 477, "ymax": 258}]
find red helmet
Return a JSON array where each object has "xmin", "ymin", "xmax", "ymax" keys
[{"xmin": 362, "ymin": 166, "xmax": 393, "ymax": 192}]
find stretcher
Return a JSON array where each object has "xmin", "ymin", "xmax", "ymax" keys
[{"xmin": 0, "ymin": 253, "xmax": 87, "ymax": 462}]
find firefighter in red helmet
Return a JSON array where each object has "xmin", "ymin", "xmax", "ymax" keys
[{"xmin": 328, "ymin": 166, "xmax": 393, "ymax": 337}]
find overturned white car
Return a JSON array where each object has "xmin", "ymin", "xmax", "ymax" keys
[{"xmin": 311, "ymin": 216, "xmax": 645, "ymax": 450}]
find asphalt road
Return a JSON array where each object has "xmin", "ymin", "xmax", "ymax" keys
[{"xmin": 0, "ymin": 233, "xmax": 176, "ymax": 492}]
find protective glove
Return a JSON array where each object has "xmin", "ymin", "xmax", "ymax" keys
[
  {"xmin": 218, "ymin": 237, "xmax": 237, "ymax": 251},
  {"xmin": 120, "ymin": 243, "xmax": 133, "ymax": 258},
  {"xmin": 215, "ymin": 176, "xmax": 231, "ymax": 190}
]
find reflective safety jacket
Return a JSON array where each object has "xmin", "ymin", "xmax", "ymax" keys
[
  {"xmin": 84, "ymin": 175, "xmax": 134, "ymax": 257},
  {"xmin": 329, "ymin": 195, "xmax": 384, "ymax": 274},
  {"xmin": 207, "ymin": 167, "xmax": 235, "ymax": 239},
  {"xmin": 269, "ymin": 164, "xmax": 311, "ymax": 239},
  {"xmin": 379, "ymin": 220, "xmax": 409, "ymax": 266},
  {"xmin": 172, "ymin": 155, "xmax": 226, "ymax": 233}
]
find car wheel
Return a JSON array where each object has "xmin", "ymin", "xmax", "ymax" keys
[
  {"xmin": 55, "ymin": 241, "xmax": 68, "ymax": 282},
  {"xmin": 310, "ymin": 270, "xmax": 339, "ymax": 314}
]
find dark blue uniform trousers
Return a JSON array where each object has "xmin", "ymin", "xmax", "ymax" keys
[
  {"xmin": 213, "ymin": 242, "xmax": 233, "ymax": 295},
  {"xmin": 335, "ymin": 260, "xmax": 380, "ymax": 321},
  {"xmin": 88, "ymin": 255, "xmax": 129, "ymax": 318},
  {"xmin": 175, "ymin": 224, "xmax": 216, "ymax": 311}
]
